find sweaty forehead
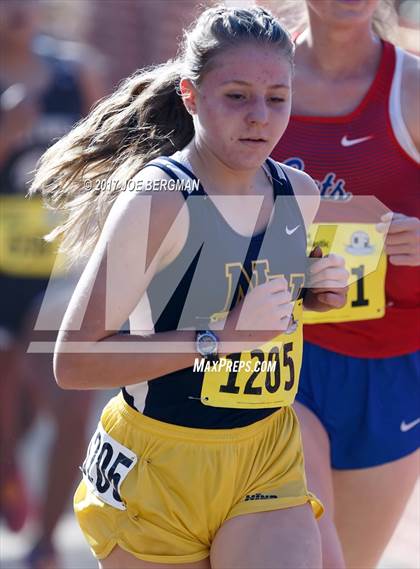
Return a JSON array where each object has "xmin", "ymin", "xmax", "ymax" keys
[{"xmin": 204, "ymin": 44, "xmax": 291, "ymax": 87}]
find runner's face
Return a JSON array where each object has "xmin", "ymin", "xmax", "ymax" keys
[
  {"xmin": 306, "ymin": 0, "xmax": 380, "ymax": 27},
  {"xmin": 185, "ymin": 43, "xmax": 292, "ymax": 171}
]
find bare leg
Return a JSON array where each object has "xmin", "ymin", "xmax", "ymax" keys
[
  {"xmin": 333, "ymin": 450, "xmax": 419, "ymax": 569},
  {"xmin": 210, "ymin": 504, "xmax": 321, "ymax": 569},
  {"xmin": 294, "ymin": 402, "xmax": 345, "ymax": 569},
  {"xmin": 100, "ymin": 545, "xmax": 211, "ymax": 569}
]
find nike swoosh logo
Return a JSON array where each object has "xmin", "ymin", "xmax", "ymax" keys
[
  {"xmin": 286, "ymin": 225, "xmax": 300, "ymax": 235},
  {"xmin": 400, "ymin": 418, "xmax": 420, "ymax": 432},
  {"xmin": 341, "ymin": 135, "xmax": 373, "ymax": 147}
]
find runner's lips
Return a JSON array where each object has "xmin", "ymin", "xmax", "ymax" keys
[{"xmin": 239, "ymin": 138, "xmax": 268, "ymax": 143}]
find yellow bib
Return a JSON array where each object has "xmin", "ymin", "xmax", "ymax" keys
[
  {"xmin": 304, "ymin": 223, "xmax": 386, "ymax": 324},
  {"xmin": 0, "ymin": 195, "xmax": 65, "ymax": 278},
  {"xmin": 201, "ymin": 300, "xmax": 303, "ymax": 408}
]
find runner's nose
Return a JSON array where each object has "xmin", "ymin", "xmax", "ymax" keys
[{"xmin": 246, "ymin": 96, "xmax": 269, "ymax": 126}]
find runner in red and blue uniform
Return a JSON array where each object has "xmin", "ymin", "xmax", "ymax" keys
[{"xmin": 271, "ymin": 1, "xmax": 419, "ymax": 567}]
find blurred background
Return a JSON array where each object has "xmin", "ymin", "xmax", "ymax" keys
[{"xmin": 0, "ymin": 1, "xmax": 418, "ymax": 568}]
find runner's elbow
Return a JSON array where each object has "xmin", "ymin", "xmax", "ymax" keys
[{"xmin": 53, "ymin": 352, "xmax": 90, "ymax": 390}]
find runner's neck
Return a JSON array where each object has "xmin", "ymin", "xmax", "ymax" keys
[
  {"xmin": 296, "ymin": 24, "xmax": 382, "ymax": 80},
  {"xmin": 180, "ymin": 140, "xmax": 271, "ymax": 197}
]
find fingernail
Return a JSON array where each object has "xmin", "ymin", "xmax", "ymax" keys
[{"xmin": 381, "ymin": 212, "xmax": 393, "ymax": 221}]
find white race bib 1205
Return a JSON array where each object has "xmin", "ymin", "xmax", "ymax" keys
[{"xmin": 81, "ymin": 423, "xmax": 137, "ymax": 510}]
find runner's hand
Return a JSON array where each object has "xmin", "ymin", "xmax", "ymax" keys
[
  {"xmin": 377, "ymin": 212, "xmax": 420, "ymax": 266},
  {"xmin": 234, "ymin": 276, "xmax": 294, "ymax": 332},
  {"xmin": 213, "ymin": 277, "xmax": 297, "ymax": 355},
  {"xmin": 305, "ymin": 247, "xmax": 348, "ymax": 311}
]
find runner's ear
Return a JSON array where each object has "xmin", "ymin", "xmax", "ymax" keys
[{"xmin": 179, "ymin": 78, "xmax": 198, "ymax": 115}]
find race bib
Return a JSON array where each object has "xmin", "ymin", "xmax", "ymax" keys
[
  {"xmin": 0, "ymin": 195, "xmax": 66, "ymax": 277},
  {"xmin": 201, "ymin": 300, "xmax": 303, "ymax": 408},
  {"xmin": 304, "ymin": 223, "xmax": 386, "ymax": 324},
  {"xmin": 81, "ymin": 423, "xmax": 137, "ymax": 511}
]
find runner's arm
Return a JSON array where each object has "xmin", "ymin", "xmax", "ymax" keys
[
  {"xmin": 54, "ymin": 166, "xmax": 200, "ymax": 390},
  {"xmin": 401, "ymin": 51, "xmax": 420, "ymax": 152},
  {"xmin": 284, "ymin": 166, "xmax": 348, "ymax": 311}
]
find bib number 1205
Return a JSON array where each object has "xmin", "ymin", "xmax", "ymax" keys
[
  {"xmin": 81, "ymin": 423, "xmax": 137, "ymax": 510},
  {"xmin": 219, "ymin": 344, "xmax": 295, "ymax": 396}
]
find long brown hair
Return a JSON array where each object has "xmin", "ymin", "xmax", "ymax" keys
[{"xmin": 31, "ymin": 5, "xmax": 294, "ymax": 263}]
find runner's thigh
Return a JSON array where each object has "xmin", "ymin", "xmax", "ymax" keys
[
  {"xmin": 294, "ymin": 401, "xmax": 345, "ymax": 569},
  {"xmin": 210, "ymin": 504, "xmax": 321, "ymax": 569},
  {"xmin": 333, "ymin": 450, "xmax": 419, "ymax": 569},
  {"xmin": 294, "ymin": 402, "xmax": 334, "ymax": 512}
]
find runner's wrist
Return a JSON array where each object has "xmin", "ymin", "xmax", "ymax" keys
[{"xmin": 209, "ymin": 319, "xmax": 278, "ymax": 356}]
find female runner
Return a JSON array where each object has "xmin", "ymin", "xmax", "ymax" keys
[
  {"xmin": 32, "ymin": 6, "xmax": 347, "ymax": 569},
  {"xmin": 272, "ymin": 1, "xmax": 419, "ymax": 567}
]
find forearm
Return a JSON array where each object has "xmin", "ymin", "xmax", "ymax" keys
[
  {"xmin": 55, "ymin": 321, "xmax": 285, "ymax": 390},
  {"xmin": 55, "ymin": 329, "xmax": 197, "ymax": 390}
]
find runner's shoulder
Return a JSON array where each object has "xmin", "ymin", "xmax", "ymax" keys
[
  {"xmin": 273, "ymin": 161, "xmax": 319, "ymax": 197},
  {"xmin": 102, "ymin": 164, "xmax": 189, "ymax": 270},
  {"xmin": 271, "ymin": 161, "xmax": 320, "ymax": 229}
]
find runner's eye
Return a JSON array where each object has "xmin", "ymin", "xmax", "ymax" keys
[{"xmin": 226, "ymin": 93, "xmax": 246, "ymax": 101}]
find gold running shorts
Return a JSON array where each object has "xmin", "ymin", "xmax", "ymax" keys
[{"xmin": 74, "ymin": 393, "xmax": 323, "ymax": 564}]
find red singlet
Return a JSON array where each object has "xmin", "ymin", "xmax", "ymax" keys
[{"xmin": 271, "ymin": 42, "xmax": 420, "ymax": 357}]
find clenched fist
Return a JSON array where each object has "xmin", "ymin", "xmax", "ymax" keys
[
  {"xmin": 377, "ymin": 212, "xmax": 420, "ymax": 267},
  {"xmin": 304, "ymin": 247, "xmax": 349, "ymax": 312}
]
